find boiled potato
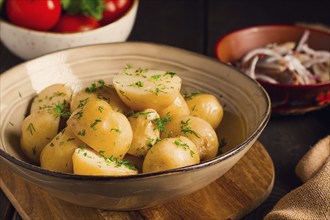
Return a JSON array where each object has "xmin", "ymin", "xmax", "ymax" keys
[
  {"xmin": 185, "ymin": 93, "xmax": 224, "ymax": 129},
  {"xmin": 162, "ymin": 115, "xmax": 219, "ymax": 161},
  {"xmin": 113, "ymin": 67, "xmax": 182, "ymax": 111},
  {"xmin": 158, "ymin": 94, "xmax": 190, "ymax": 118},
  {"xmin": 142, "ymin": 136, "xmax": 200, "ymax": 173},
  {"xmin": 71, "ymin": 81, "xmax": 131, "ymax": 114},
  {"xmin": 127, "ymin": 109, "xmax": 160, "ymax": 157},
  {"xmin": 72, "ymin": 147, "xmax": 138, "ymax": 176},
  {"xmin": 40, "ymin": 128, "xmax": 86, "ymax": 173},
  {"xmin": 20, "ymin": 109, "xmax": 60, "ymax": 163},
  {"xmin": 30, "ymin": 84, "xmax": 72, "ymax": 114},
  {"xmin": 67, "ymin": 99, "xmax": 132, "ymax": 159}
]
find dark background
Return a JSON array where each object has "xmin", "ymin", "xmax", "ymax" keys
[{"xmin": 1, "ymin": 0, "xmax": 330, "ymax": 219}]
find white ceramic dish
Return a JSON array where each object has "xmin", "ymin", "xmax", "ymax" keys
[
  {"xmin": 0, "ymin": 0, "xmax": 138, "ymax": 60},
  {"xmin": 0, "ymin": 42, "xmax": 270, "ymax": 210}
]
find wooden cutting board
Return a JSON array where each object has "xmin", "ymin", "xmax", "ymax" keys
[{"xmin": 0, "ymin": 141, "xmax": 274, "ymax": 220}]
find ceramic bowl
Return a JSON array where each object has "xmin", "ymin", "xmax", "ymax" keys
[
  {"xmin": 215, "ymin": 25, "xmax": 330, "ymax": 114},
  {"xmin": 0, "ymin": 42, "xmax": 270, "ymax": 210},
  {"xmin": 0, "ymin": 0, "xmax": 138, "ymax": 60}
]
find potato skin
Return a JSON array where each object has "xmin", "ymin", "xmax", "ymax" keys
[
  {"xmin": 158, "ymin": 94, "xmax": 190, "ymax": 119},
  {"xmin": 30, "ymin": 84, "xmax": 72, "ymax": 114},
  {"xmin": 142, "ymin": 136, "xmax": 200, "ymax": 173},
  {"xmin": 40, "ymin": 128, "xmax": 86, "ymax": 173},
  {"xmin": 72, "ymin": 147, "xmax": 138, "ymax": 176},
  {"xmin": 113, "ymin": 68, "xmax": 182, "ymax": 111},
  {"xmin": 162, "ymin": 115, "xmax": 219, "ymax": 161},
  {"xmin": 127, "ymin": 109, "xmax": 160, "ymax": 157},
  {"xmin": 67, "ymin": 99, "xmax": 133, "ymax": 159},
  {"xmin": 185, "ymin": 94, "xmax": 224, "ymax": 129},
  {"xmin": 20, "ymin": 110, "xmax": 60, "ymax": 163}
]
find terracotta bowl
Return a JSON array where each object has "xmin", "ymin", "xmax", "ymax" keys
[
  {"xmin": 0, "ymin": 42, "xmax": 270, "ymax": 210},
  {"xmin": 0, "ymin": 0, "xmax": 138, "ymax": 60},
  {"xmin": 215, "ymin": 25, "xmax": 330, "ymax": 114}
]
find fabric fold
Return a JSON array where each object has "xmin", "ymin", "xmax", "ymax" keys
[{"xmin": 264, "ymin": 136, "xmax": 330, "ymax": 220}]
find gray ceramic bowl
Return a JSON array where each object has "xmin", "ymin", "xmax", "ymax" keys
[{"xmin": 0, "ymin": 42, "xmax": 270, "ymax": 210}]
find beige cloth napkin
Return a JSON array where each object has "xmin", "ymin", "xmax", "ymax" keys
[{"xmin": 264, "ymin": 135, "xmax": 330, "ymax": 220}]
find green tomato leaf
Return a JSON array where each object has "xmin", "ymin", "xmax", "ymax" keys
[
  {"xmin": 80, "ymin": 0, "xmax": 105, "ymax": 20},
  {"xmin": 60, "ymin": 0, "xmax": 71, "ymax": 9},
  {"xmin": 61, "ymin": 0, "xmax": 105, "ymax": 20}
]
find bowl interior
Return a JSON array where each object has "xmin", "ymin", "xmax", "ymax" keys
[{"xmin": 0, "ymin": 42, "xmax": 270, "ymax": 172}]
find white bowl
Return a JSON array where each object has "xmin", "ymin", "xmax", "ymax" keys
[
  {"xmin": 0, "ymin": 0, "xmax": 138, "ymax": 60},
  {"xmin": 0, "ymin": 42, "xmax": 270, "ymax": 210}
]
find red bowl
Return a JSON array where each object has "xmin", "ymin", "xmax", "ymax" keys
[{"xmin": 215, "ymin": 25, "xmax": 330, "ymax": 114}]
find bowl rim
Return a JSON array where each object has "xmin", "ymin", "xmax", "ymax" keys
[
  {"xmin": 214, "ymin": 24, "xmax": 330, "ymax": 88},
  {"xmin": 0, "ymin": 41, "xmax": 271, "ymax": 181},
  {"xmin": 0, "ymin": 0, "xmax": 139, "ymax": 36}
]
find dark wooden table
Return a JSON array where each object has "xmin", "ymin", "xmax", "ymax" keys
[{"xmin": 1, "ymin": 0, "xmax": 330, "ymax": 219}]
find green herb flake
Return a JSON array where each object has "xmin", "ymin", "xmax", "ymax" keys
[
  {"xmin": 78, "ymin": 145, "xmax": 86, "ymax": 153},
  {"xmin": 27, "ymin": 123, "xmax": 36, "ymax": 135},
  {"xmin": 174, "ymin": 139, "xmax": 195, "ymax": 157},
  {"xmin": 75, "ymin": 110, "xmax": 83, "ymax": 119},
  {"xmin": 135, "ymin": 81, "xmax": 144, "ymax": 87},
  {"xmin": 153, "ymin": 113, "xmax": 172, "ymax": 132},
  {"xmin": 119, "ymin": 90, "xmax": 131, "ymax": 101},
  {"xmin": 184, "ymin": 92, "xmax": 201, "ymax": 100},
  {"xmin": 164, "ymin": 71, "xmax": 176, "ymax": 78},
  {"xmin": 135, "ymin": 67, "xmax": 148, "ymax": 74},
  {"xmin": 9, "ymin": 122, "xmax": 14, "ymax": 126},
  {"xmin": 154, "ymin": 87, "xmax": 164, "ymax": 95},
  {"xmin": 90, "ymin": 118, "xmax": 102, "ymax": 130},
  {"xmin": 104, "ymin": 155, "xmax": 138, "ymax": 171},
  {"xmin": 77, "ymin": 129, "xmax": 86, "ymax": 136},
  {"xmin": 110, "ymin": 128, "xmax": 122, "ymax": 133},
  {"xmin": 151, "ymin": 74, "xmax": 161, "ymax": 80},
  {"xmin": 99, "ymin": 150, "xmax": 105, "ymax": 156},
  {"xmin": 77, "ymin": 97, "xmax": 89, "ymax": 108},
  {"xmin": 54, "ymin": 101, "xmax": 71, "ymax": 119},
  {"xmin": 18, "ymin": 92, "xmax": 22, "ymax": 98},
  {"xmin": 98, "ymin": 105, "xmax": 104, "ymax": 113},
  {"xmin": 147, "ymin": 138, "xmax": 154, "ymax": 148},
  {"xmin": 67, "ymin": 137, "xmax": 75, "ymax": 142},
  {"xmin": 180, "ymin": 119, "xmax": 200, "ymax": 138},
  {"xmin": 85, "ymin": 79, "xmax": 105, "ymax": 93}
]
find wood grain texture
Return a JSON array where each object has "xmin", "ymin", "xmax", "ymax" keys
[{"xmin": 0, "ymin": 141, "xmax": 274, "ymax": 220}]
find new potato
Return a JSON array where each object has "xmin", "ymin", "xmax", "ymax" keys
[
  {"xmin": 158, "ymin": 94, "xmax": 190, "ymax": 118},
  {"xmin": 67, "ymin": 99, "xmax": 133, "ymax": 159},
  {"xmin": 40, "ymin": 128, "xmax": 86, "ymax": 173},
  {"xmin": 128, "ymin": 109, "xmax": 160, "ymax": 157},
  {"xmin": 185, "ymin": 93, "xmax": 223, "ymax": 129},
  {"xmin": 20, "ymin": 109, "xmax": 60, "ymax": 163},
  {"xmin": 72, "ymin": 147, "xmax": 138, "ymax": 176},
  {"xmin": 143, "ymin": 136, "xmax": 200, "ymax": 173},
  {"xmin": 162, "ymin": 115, "xmax": 219, "ymax": 161},
  {"xmin": 113, "ymin": 67, "xmax": 182, "ymax": 111},
  {"xmin": 30, "ymin": 84, "xmax": 72, "ymax": 114}
]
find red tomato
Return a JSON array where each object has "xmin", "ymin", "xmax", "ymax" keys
[
  {"xmin": 52, "ymin": 15, "xmax": 100, "ymax": 33},
  {"xmin": 100, "ymin": 0, "xmax": 132, "ymax": 26},
  {"xmin": 6, "ymin": 0, "xmax": 61, "ymax": 31}
]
